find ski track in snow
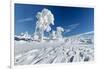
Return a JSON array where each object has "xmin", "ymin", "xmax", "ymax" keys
[{"xmin": 14, "ymin": 40, "xmax": 94, "ymax": 65}]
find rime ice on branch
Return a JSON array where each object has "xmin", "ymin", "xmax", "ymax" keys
[{"xmin": 34, "ymin": 8, "xmax": 54, "ymax": 41}]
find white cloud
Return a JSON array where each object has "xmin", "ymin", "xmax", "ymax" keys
[
  {"xmin": 77, "ymin": 31, "xmax": 94, "ymax": 36},
  {"xmin": 17, "ymin": 17, "xmax": 33, "ymax": 23},
  {"xmin": 64, "ymin": 23, "xmax": 80, "ymax": 34},
  {"xmin": 67, "ymin": 23, "xmax": 80, "ymax": 30}
]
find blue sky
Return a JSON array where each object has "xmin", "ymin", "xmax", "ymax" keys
[{"xmin": 15, "ymin": 3, "xmax": 94, "ymax": 37}]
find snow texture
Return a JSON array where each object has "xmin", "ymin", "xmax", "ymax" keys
[{"xmin": 14, "ymin": 32, "xmax": 94, "ymax": 65}]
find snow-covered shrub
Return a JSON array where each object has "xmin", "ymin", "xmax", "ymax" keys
[
  {"xmin": 21, "ymin": 32, "xmax": 31, "ymax": 40},
  {"xmin": 20, "ymin": 32, "xmax": 24, "ymax": 36},
  {"xmin": 49, "ymin": 30, "xmax": 56, "ymax": 40},
  {"xmin": 56, "ymin": 27, "xmax": 64, "ymax": 40},
  {"xmin": 33, "ymin": 34, "xmax": 39, "ymax": 41}
]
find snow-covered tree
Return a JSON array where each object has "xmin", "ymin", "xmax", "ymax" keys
[
  {"xmin": 49, "ymin": 30, "xmax": 56, "ymax": 40},
  {"xmin": 20, "ymin": 32, "xmax": 24, "ymax": 36},
  {"xmin": 56, "ymin": 27, "xmax": 64, "ymax": 40},
  {"xmin": 21, "ymin": 31, "xmax": 31, "ymax": 40},
  {"xmin": 34, "ymin": 8, "xmax": 54, "ymax": 41}
]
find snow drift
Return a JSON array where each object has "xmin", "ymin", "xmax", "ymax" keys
[{"xmin": 14, "ymin": 32, "xmax": 94, "ymax": 65}]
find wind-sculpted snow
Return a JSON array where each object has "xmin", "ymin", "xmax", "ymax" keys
[{"xmin": 14, "ymin": 40, "xmax": 94, "ymax": 65}]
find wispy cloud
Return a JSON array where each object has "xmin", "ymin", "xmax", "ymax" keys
[
  {"xmin": 64, "ymin": 23, "xmax": 80, "ymax": 34},
  {"xmin": 77, "ymin": 31, "xmax": 94, "ymax": 36},
  {"xmin": 17, "ymin": 17, "xmax": 33, "ymax": 23},
  {"xmin": 67, "ymin": 23, "xmax": 80, "ymax": 30}
]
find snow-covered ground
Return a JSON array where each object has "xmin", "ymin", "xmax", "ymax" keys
[{"xmin": 14, "ymin": 32, "xmax": 94, "ymax": 65}]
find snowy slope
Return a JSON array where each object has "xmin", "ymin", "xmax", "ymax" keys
[{"xmin": 14, "ymin": 32, "xmax": 94, "ymax": 65}]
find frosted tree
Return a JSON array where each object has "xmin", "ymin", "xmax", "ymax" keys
[
  {"xmin": 50, "ymin": 30, "xmax": 56, "ymax": 40},
  {"xmin": 21, "ymin": 31, "xmax": 30, "ymax": 40},
  {"xmin": 21, "ymin": 32, "xmax": 24, "ymax": 36},
  {"xmin": 24, "ymin": 32, "xmax": 28, "ymax": 39},
  {"xmin": 34, "ymin": 8, "xmax": 54, "ymax": 41},
  {"xmin": 56, "ymin": 27, "xmax": 64, "ymax": 40}
]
